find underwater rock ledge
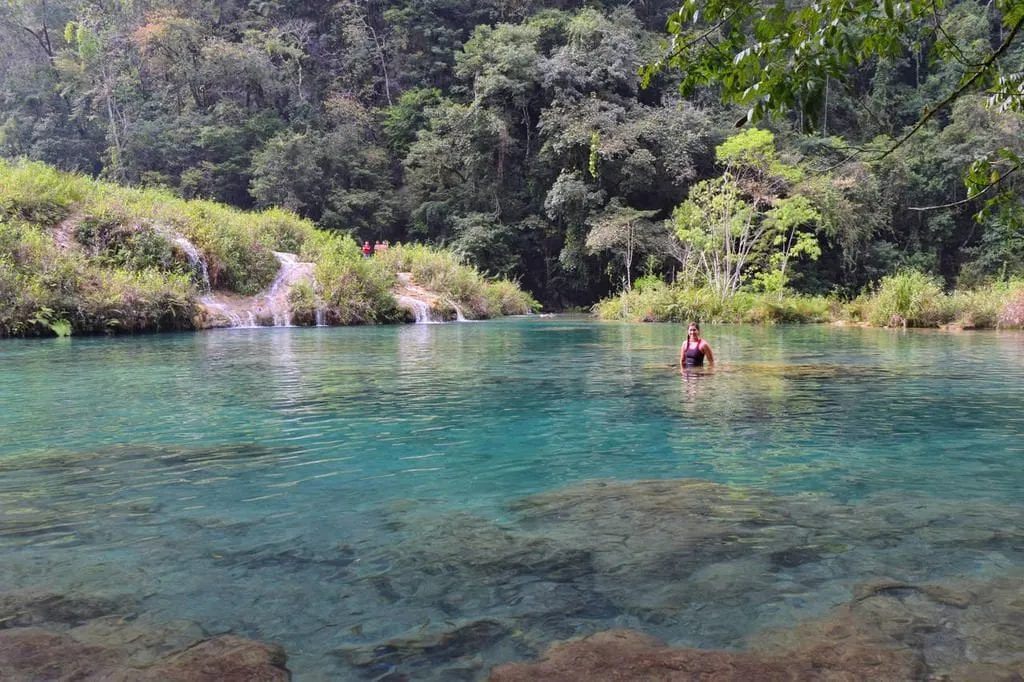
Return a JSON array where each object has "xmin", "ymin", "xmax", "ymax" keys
[
  {"xmin": 488, "ymin": 627, "xmax": 918, "ymax": 681},
  {"xmin": 488, "ymin": 573, "xmax": 1024, "ymax": 681},
  {"xmin": 0, "ymin": 591, "xmax": 291, "ymax": 681}
]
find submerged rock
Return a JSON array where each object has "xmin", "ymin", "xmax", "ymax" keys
[
  {"xmin": 0, "ymin": 627, "xmax": 123, "ymax": 680},
  {"xmin": 0, "ymin": 587, "xmax": 290, "ymax": 681},
  {"xmin": 336, "ymin": 618, "xmax": 512, "ymax": 670},
  {"xmin": 487, "ymin": 628, "xmax": 919, "ymax": 681},
  {"xmin": 0, "ymin": 627, "xmax": 290, "ymax": 681},
  {"xmin": 0, "ymin": 591, "xmax": 137, "ymax": 628},
  {"xmin": 68, "ymin": 616, "xmax": 207, "ymax": 665},
  {"xmin": 489, "ymin": 570, "xmax": 1024, "ymax": 681},
  {"xmin": 8, "ymin": 475, "xmax": 1024, "ymax": 681},
  {"xmin": 748, "ymin": 573, "xmax": 1024, "ymax": 679},
  {"xmin": 106, "ymin": 635, "xmax": 290, "ymax": 682},
  {"xmin": 350, "ymin": 477, "xmax": 1024, "ymax": 679}
]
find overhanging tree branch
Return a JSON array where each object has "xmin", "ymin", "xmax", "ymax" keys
[
  {"xmin": 876, "ymin": 10, "xmax": 1024, "ymax": 163},
  {"xmin": 908, "ymin": 163, "xmax": 1020, "ymax": 211}
]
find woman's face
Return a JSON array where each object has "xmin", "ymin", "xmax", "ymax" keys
[{"xmin": 688, "ymin": 326, "xmax": 699, "ymax": 338}]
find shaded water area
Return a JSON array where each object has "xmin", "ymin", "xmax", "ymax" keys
[{"xmin": 2, "ymin": 320, "xmax": 1024, "ymax": 680}]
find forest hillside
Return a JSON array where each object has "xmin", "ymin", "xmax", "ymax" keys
[{"xmin": 2, "ymin": 0, "xmax": 1023, "ymax": 310}]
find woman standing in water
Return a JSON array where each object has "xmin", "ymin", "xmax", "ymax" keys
[{"xmin": 680, "ymin": 321, "xmax": 714, "ymax": 369}]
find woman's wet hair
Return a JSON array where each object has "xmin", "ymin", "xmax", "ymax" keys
[{"xmin": 688, "ymin": 321, "xmax": 700, "ymax": 331}]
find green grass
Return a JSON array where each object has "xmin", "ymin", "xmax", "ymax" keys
[
  {"xmin": 853, "ymin": 272, "xmax": 1024, "ymax": 329},
  {"xmin": 946, "ymin": 280, "xmax": 1024, "ymax": 329},
  {"xmin": 863, "ymin": 270, "xmax": 944, "ymax": 327},
  {"xmin": 593, "ymin": 273, "xmax": 1024, "ymax": 329},
  {"xmin": 1001, "ymin": 288, "xmax": 1024, "ymax": 327},
  {"xmin": 300, "ymin": 231, "xmax": 400, "ymax": 325},
  {"xmin": 593, "ymin": 281, "xmax": 832, "ymax": 324},
  {"xmin": 376, "ymin": 243, "xmax": 539, "ymax": 318},
  {"xmin": 0, "ymin": 159, "xmax": 89, "ymax": 226}
]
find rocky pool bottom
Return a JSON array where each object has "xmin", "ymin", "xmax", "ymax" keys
[{"xmin": 3, "ymin": 472, "xmax": 1024, "ymax": 681}]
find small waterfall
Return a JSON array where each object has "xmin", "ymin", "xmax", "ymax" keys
[
  {"xmin": 256, "ymin": 252, "xmax": 318, "ymax": 327},
  {"xmin": 397, "ymin": 295, "xmax": 441, "ymax": 324},
  {"xmin": 171, "ymin": 234, "xmax": 210, "ymax": 291},
  {"xmin": 447, "ymin": 299, "xmax": 467, "ymax": 322},
  {"xmin": 197, "ymin": 251, "xmax": 322, "ymax": 329},
  {"xmin": 395, "ymin": 272, "xmax": 467, "ymax": 324}
]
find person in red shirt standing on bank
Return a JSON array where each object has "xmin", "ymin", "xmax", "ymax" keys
[{"xmin": 362, "ymin": 241, "xmax": 372, "ymax": 258}]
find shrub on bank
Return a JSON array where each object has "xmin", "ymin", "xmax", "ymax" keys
[
  {"xmin": 0, "ymin": 159, "xmax": 88, "ymax": 226},
  {"xmin": 300, "ymin": 231, "xmax": 400, "ymax": 324},
  {"xmin": 1002, "ymin": 288, "xmax": 1024, "ymax": 327},
  {"xmin": 0, "ymin": 159, "xmax": 540, "ymax": 336},
  {"xmin": 740, "ymin": 293, "xmax": 832, "ymax": 324},
  {"xmin": 857, "ymin": 274, "xmax": 1024, "ymax": 328},
  {"xmin": 482, "ymin": 278, "xmax": 538, "ymax": 316},
  {"xmin": 286, "ymin": 282, "xmax": 319, "ymax": 326},
  {"xmin": 0, "ymin": 218, "xmax": 76, "ymax": 336},
  {"xmin": 0, "ymin": 216, "xmax": 196, "ymax": 337},
  {"xmin": 0, "ymin": 160, "xmax": 311, "ymax": 335},
  {"xmin": 0, "ymin": 159, "xmax": 326, "ymax": 336},
  {"xmin": 946, "ymin": 287, "xmax": 1004, "ymax": 328},
  {"xmin": 77, "ymin": 184, "xmax": 310, "ymax": 295},
  {"xmin": 864, "ymin": 270, "xmax": 945, "ymax": 327},
  {"xmin": 73, "ymin": 268, "xmax": 196, "ymax": 333},
  {"xmin": 594, "ymin": 273, "xmax": 1024, "ymax": 329},
  {"xmin": 593, "ymin": 282, "xmax": 830, "ymax": 324},
  {"xmin": 376, "ymin": 243, "xmax": 538, "ymax": 317},
  {"xmin": 954, "ymin": 280, "xmax": 1024, "ymax": 329}
]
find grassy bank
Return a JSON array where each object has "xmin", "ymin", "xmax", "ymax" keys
[
  {"xmin": 0, "ymin": 159, "xmax": 537, "ymax": 337},
  {"xmin": 376, "ymin": 243, "xmax": 539, "ymax": 319},
  {"xmin": 594, "ymin": 272, "xmax": 1024, "ymax": 329}
]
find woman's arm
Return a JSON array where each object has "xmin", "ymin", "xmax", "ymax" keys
[{"xmin": 701, "ymin": 341, "xmax": 715, "ymax": 367}]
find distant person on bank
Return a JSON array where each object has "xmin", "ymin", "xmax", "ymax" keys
[
  {"xmin": 362, "ymin": 241, "xmax": 372, "ymax": 257},
  {"xmin": 680, "ymin": 322, "xmax": 714, "ymax": 369}
]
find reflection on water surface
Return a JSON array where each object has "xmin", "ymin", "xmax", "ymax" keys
[{"xmin": 1, "ymin": 321, "xmax": 1023, "ymax": 680}]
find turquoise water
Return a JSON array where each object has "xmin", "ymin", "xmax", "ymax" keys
[{"xmin": 2, "ymin": 319, "xmax": 1023, "ymax": 679}]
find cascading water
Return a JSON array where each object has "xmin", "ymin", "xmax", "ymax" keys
[
  {"xmin": 394, "ymin": 272, "xmax": 469, "ymax": 324},
  {"xmin": 446, "ymin": 299, "xmax": 467, "ymax": 322},
  {"xmin": 168, "ymin": 230, "xmax": 252, "ymax": 328},
  {"xmin": 198, "ymin": 297, "xmax": 251, "ymax": 328},
  {"xmin": 197, "ymin": 255, "xmax": 465, "ymax": 329},
  {"xmin": 397, "ymin": 295, "xmax": 441, "ymax": 324},
  {"xmin": 173, "ymin": 235, "xmax": 211, "ymax": 291},
  {"xmin": 197, "ymin": 252, "xmax": 325, "ymax": 329},
  {"xmin": 256, "ymin": 252, "xmax": 322, "ymax": 327}
]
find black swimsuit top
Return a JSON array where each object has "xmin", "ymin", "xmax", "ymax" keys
[{"xmin": 683, "ymin": 340, "xmax": 705, "ymax": 367}]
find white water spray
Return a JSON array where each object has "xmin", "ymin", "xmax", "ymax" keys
[
  {"xmin": 198, "ymin": 252, "xmax": 325, "ymax": 328},
  {"xmin": 397, "ymin": 295, "xmax": 442, "ymax": 324}
]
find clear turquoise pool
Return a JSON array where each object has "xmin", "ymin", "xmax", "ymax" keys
[{"xmin": 2, "ymin": 319, "xmax": 1023, "ymax": 679}]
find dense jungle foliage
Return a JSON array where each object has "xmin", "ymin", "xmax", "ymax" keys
[{"xmin": 2, "ymin": 0, "xmax": 1024, "ymax": 314}]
